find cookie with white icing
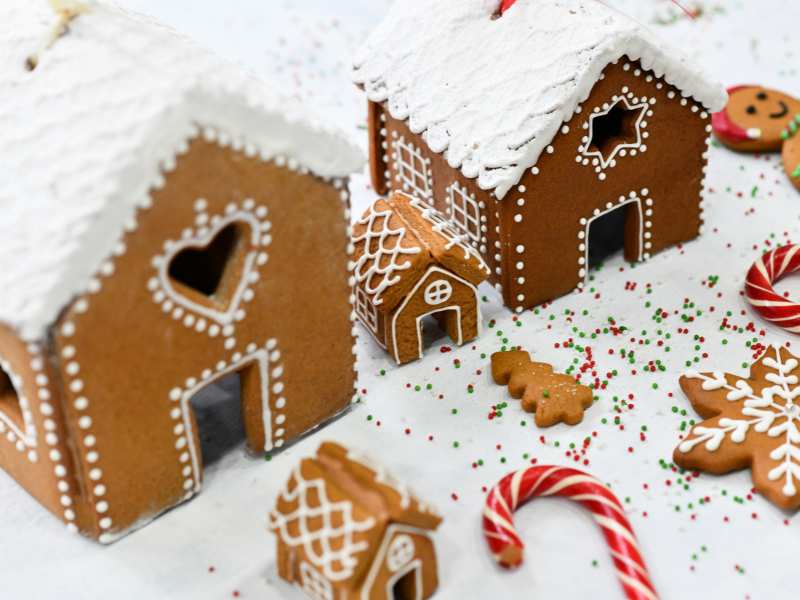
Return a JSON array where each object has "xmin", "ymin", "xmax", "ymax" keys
[{"xmin": 674, "ymin": 345, "xmax": 800, "ymax": 510}]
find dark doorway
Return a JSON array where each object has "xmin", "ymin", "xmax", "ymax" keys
[
  {"xmin": 588, "ymin": 205, "xmax": 630, "ymax": 268},
  {"xmin": 0, "ymin": 364, "xmax": 22, "ymax": 427},
  {"xmin": 189, "ymin": 372, "xmax": 246, "ymax": 468},
  {"xmin": 392, "ymin": 568, "xmax": 418, "ymax": 600},
  {"xmin": 419, "ymin": 312, "xmax": 448, "ymax": 349},
  {"xmin": 168, "ymin": 223, "xmax": 244, "ymax": 298}
]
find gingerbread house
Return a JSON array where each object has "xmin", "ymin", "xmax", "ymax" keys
[
  {"xmin": 352, "ymin": 191, "xmax": 490, "ymax": 365},
  {"xmin": 269, "ymin": 441, "xmax": 442, "ymax": 600},
  {"xmin": 0, "ymin": 2, "xmax": 362, "ymax": 542},
  {"xmin": 354, "ymin": 0, "xmax": 728, "ymax": 312}
]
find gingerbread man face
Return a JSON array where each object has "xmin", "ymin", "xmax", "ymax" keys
[{"xmin": 713, "ymin": 85, "xmax": 800, "ymax": 152}]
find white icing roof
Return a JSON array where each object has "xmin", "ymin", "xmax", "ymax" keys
[
  {"xmin": 353, "ymin": 0, "xmax": 727, "ymax": 199},
  {"xmin": 0, "ymin": 1, "xmax": 364, "ymax": 341}
]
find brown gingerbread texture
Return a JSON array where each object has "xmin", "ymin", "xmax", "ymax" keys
[
  {"xmin": 351, "ymin": 191, "xmax": 490, "ymax": 365},
  {"xmin": 674, "ymin": 345, "xmax": 800, "ymax": 510},
  {"xmin": 491, "ymin": 350, "xmax": 594, "ymax": 427},
  {"xmin": 782, "ymin": 114, "xmax": 800, "ymax": 191},
  {"xmin": 713, "ymin": 85, "xmax": 800, "ymax": 152},
  {"xmin": 354, "ymin": 0, "xmax": 727, "ymax": 314},
  {"xmin": 0, "ymin": 3, "xmax": 363, "ymax": 542},
  {"xmin": 269, "ymin": 441, "xmax": 442, "ymax": 600}
]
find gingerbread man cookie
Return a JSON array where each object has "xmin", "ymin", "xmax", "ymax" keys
[
  {"xmin": 491, "ymin": 350, "xmax": 594, "ymax": 427},
  {"xmin": 712, "ymin": 85, "xmax": 800, "ymax": 152},
  {"xmin": 674, "ymin": 345, "xmax": 800, "ymax": 510},
  {"xmin": 782, "ymin": 115, "xmax": 800, "ymax": 191}
]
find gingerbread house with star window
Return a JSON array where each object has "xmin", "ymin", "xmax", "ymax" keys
[
  {"xmin": 352, "ymin": 191, "xmax": 490, "ymax": 365},
  {"xmin": 354, "ymin": 0, "xmax": 727, "ymax": 313},
  {"xmin": 269, "ymin": 441, "xmax": 442, "ymax": 600},
  {"xmin": 0, "ymin": 1, "xmax": 362, "ymax": 542}
]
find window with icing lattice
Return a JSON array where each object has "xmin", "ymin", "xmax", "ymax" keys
[
  {"xmin": 355, "ymin": 286, "xmax": 379, "ymax": 333},
  {"xmin": 424, "ymin": 280, "xmax": 453, "ymax": 306},
  {"xmin": 387, "ymin": 535, "xmax": 416, "ymax": 572},
  {"xmin": 448, "ymin": 183, "xmax": 481, "ymax": 243},
  {"xmin": 299, "ymin": 562, "xmax": 333, "ymax": 600},
  {"xmin": 394, "ymin": 137, "xmax": 433, "ymax": 202}
]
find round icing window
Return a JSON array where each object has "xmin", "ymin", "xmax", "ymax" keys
[
  {"xmin": 424, "ymin": 279, "xmax": 453, "ymax": 305},
  {"xmin": 387, "ymin": 535, "xmax": 415, "ymax": 572}
]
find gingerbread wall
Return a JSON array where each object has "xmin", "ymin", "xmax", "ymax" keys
[
  {"xmin": 370, "ymin": 105, "xmax": 504, "ymax": 288},
  {"xmin": 0, "ymin": 325, "xmax": 91, "ymax": 532},
  {"xmin": 369, "ymin": 57, "xmax": 710, "ymax": 312},
  {"xmin": 385, "ymin": 268, "xmax": 480, "ymax": 364},
  {"xmin": 50, "ymin": 137, "xmax": 356, "ymax": 540},
  {"xmin": 501, "ymin": 59, "xmax": 710, "ymax": 310}
]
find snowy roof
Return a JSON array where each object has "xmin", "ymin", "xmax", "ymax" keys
[
  {"xmin": 0, "ymin": 1, "xmax": 364, "ymax": 341},
  {"xmin": 268, "ymin": 442, "xmax": 440, "ymax": 584},
  {"xmin": 353, "ymin": 0, "xmax": 727, "ymax": 199},
  {"xmin": 352, "ymin": 192, "xmax": 490, "ymax": 312}
]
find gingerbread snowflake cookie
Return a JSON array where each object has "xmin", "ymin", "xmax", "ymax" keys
[
  {"xmin": 491, "ymin": 350, "xmax": 594, "ymax": 427},
  {"xmin": 674, "ymin": 345, "xmax": 800, "ymax": 510}
]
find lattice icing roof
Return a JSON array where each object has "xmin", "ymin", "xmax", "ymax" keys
[
  {"xmin": 269, "ymin": 458, "xmax": 378, "ymax": 583},
  {"xmin": 353, "ymin": 0, "xmax": 727, "ymax": 199},
  {"xmin": 0, "ymin": 1, "xmax": 364, "ymax": 341},
  {"xmin": 351, "ymin": 192, "xmax": 490, "ymax": 312},
  {"xmin": 269, "ymin": 442, "xmax": 441, "ymax": 585}
]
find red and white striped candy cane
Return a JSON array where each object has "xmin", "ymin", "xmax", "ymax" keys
[
  {"xmin": 745, "ymin": 244, "xmax": 800, "ymax": 333},
  {"xmin": 483, "ymin": 466, "xmax": 658, "ymax": 600}
]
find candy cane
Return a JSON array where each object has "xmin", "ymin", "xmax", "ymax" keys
[
  {"xmin": 745, "ymin": 244, "xmax": 800, "ymax": 333},
  {"xmin": 483, "ymin": 466, "xmax": 658, "ymax": 600}
]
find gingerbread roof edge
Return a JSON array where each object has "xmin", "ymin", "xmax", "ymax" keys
[
  {"xmin": 0, "ymin": 1, "xmax": 365, "ymax": 341},
  {"xmin": 352, "ymin": 0, "xmax": 727, "ymax": 199},
  {"xmin": 352, "ymin": 193, "xmax": 490, "ymax": 313}
]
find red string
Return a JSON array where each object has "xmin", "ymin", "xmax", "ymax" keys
[{"xmin": 499, "ymin": 0, "xmax": 697, "ymax": 19}]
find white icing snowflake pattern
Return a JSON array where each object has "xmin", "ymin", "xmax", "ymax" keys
[{"xmin": 678, "ymin": 346, "xmax": 800, "ymax": 498}]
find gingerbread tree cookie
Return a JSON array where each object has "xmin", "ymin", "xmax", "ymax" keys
[
  {"xmin": 491, "ymin": 350, "xmax": 594, "ymax": 427},
  {"xmin": 674, "ymin": 345, "xmax": 800, "ymax": 510}
]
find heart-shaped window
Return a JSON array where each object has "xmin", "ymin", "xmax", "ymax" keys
[{"xmin": 168, "ymin": 223, "xmax": 246, "ymax": 306}]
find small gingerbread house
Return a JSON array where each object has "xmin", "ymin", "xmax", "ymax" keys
[
  {"xmin": 354, "ymin": 0, "xmax": 727, "ymax": 313},
  {"xmin": 269, "ymin": 442, "xmax": 442, "ymax": 600},
  {"xmin": 0, "ymin": 2, "xmax": 362, "ymax": 542},
  {"xmin": 352, "ymin": 192, "xmax": 490, "ymax": 364}
]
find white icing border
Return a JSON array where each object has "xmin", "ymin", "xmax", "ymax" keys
[
  {"xmin": 168, "ymin": 338, "xmax": 285, "ymax": 501},
  {"xmin": 49, "ymin": 124, "xmax": 356, "ymax": 543},
  {"xmin": 390, "ymin": 265, "xmax": 481, "ymax": 364},
  {"xmin": 360, "ymin": 524, "xmax": 434, "ymax": 600},
  {"xmin": 576, "ymin": 189, "xmax": 652, "ymax": 288},
  {"xmin": 148, "ymin": 200, "xmax": 271, "ymax": 349},
  {"xmin": 578, "ymin": 92, "xmax": 650, "ymax": 179}
]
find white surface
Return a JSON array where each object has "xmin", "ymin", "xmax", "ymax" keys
[
  {"xmin": 352, "ymin": 0, "xmax": 727, "ymax": 199},
  {"xmin": 0, "ymin": 0, "xmax": 362, "ymax": 342},
  {"xmin": 3, "ymin": 1, "xmax": 800, "ymax": 599}
]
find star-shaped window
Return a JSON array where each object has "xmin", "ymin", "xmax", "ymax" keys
[{"xmin": 583, "ymin": 97, "xmax": 648, "ymax": 169}]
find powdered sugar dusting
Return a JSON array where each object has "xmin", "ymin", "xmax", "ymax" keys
[
  {"xmin": 0, "ymin": 1, "xmax": 363, "ymax": 341},
  {"xmin": 353, "ymin": 0, "xmax": 726, "ymax": 199}
]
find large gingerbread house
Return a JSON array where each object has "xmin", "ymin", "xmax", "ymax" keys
[
  {"xmin": 269, "ymin": 441, "xmax": 442, "ymax": 600},
  {"xmin": 0, "ymin": 2, "xmax": 362, "ymax": 542},
  {"xmin": 352, "ymin": 192, "xmax": 490, "ymax": 364},
  {"xmin": 354, "ymin": 0, "xmax": 727, "ymax": 312}
]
